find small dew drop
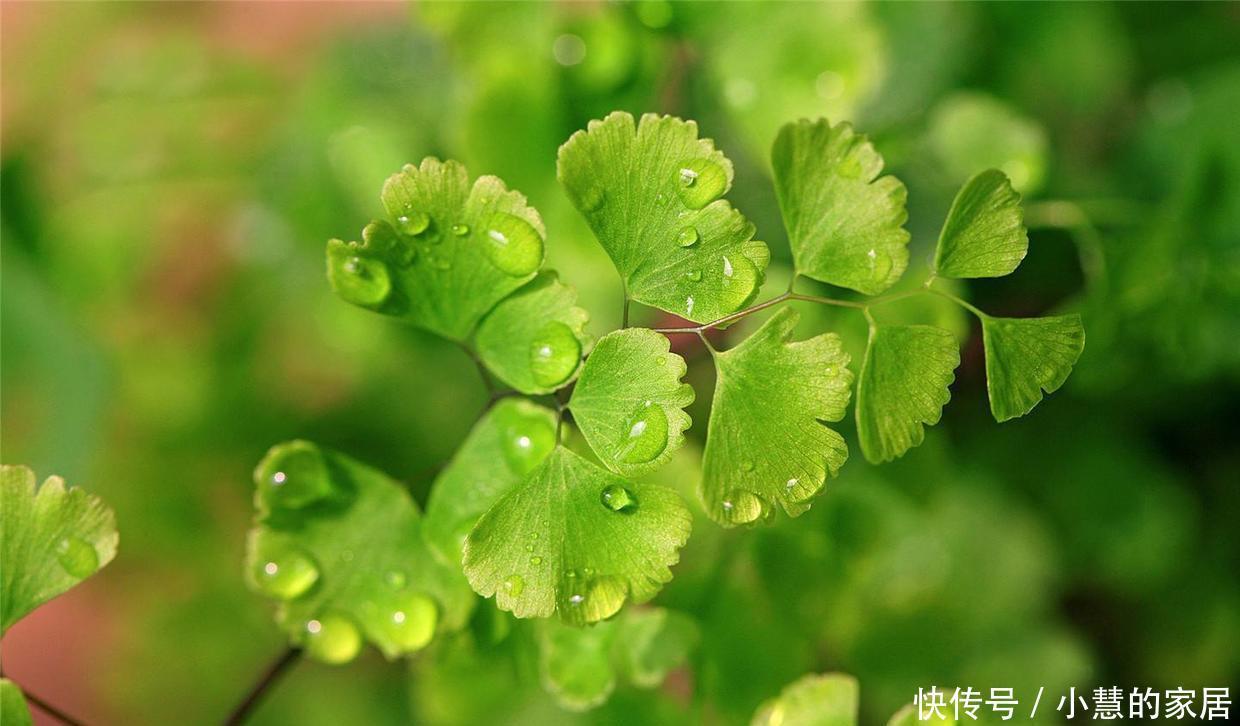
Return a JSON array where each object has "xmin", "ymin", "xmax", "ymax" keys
[
  {"xmin": 686, "ymin": 295, "xmax": 696, "ymax": 317},
  {"xmin": 451, "ymin": 223, "xmax": 470, "ymax": 236},
  {"xmin": 504, "ymin": 574, "xmax": 525, "ymax": 597},
  {"xmin": 786, "ymin": 478, "xmax": 798, "ymax": 490},
  {"xmin": 330, "ymin": 252, "xmax": 392, "ymax": 308},
  {"xmin": 396, "ymin": 211, "xmax": 430, "ymax": 236},
  {"xmin": 530, "ymin": 555, "xmax": 543, "ymax": 565},
  {"xmin": 679, "ymin": 168, "xmax": 699, "ymax": 187},
  {"xmin": 685, "ymin": 270, "xmax": 702, "ymax": 282},
  {"xmin": 254, "ymin": 545, "xmax": 319, "ymax": 600},
  {"xmin": 677, "ymin": 227, "xmax": 699, "ymax": 247},
  {"xmin": 257, "ymin": 441, "xmax": 335, "ymax": 510},
  {"xmin": 675, "ymin": 159, "xmax": 728, "ymax": 209},
  {"xmin": 569, "ymin": 594, "xmax": 585, "ymax": 606},
  {"xmin": 600, "ymin": 484, "xmax": 638, "ymax": 513}
]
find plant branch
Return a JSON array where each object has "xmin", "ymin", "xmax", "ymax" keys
[
  {"xmin": 460, "ymin": 344, "xmax": 496, "ymax": 395},
  {"xmin": 13, "ymin": 683, "xmax": 87, "ymax": 726},
  {"xmin": 224, "ymin": 647, "xmax": 302, "ymax": 726},
  {"xmin": 653, "ymin": 292, "xmax": 792, "ymax": 334}
]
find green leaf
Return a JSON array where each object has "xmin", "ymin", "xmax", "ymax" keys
[
  {"xmin": 982, "ymin": 315, "xmax": 1085, "ymax": 422},
  {"xmin": 752, "ymin": 673, "xmax": 859, "ymax": 726},
  {"xmin": 538, "ymin": 607, "xmax": 699, "ymax": 711},
  {"xmin": 327, "ymin": 158, "xmax": 545, "ymax": 340},
  {"xmin": 474, "ymin": 272, "xmax": 591, "ymax": 394},
  {"xmin": 423, "ymin": 399, "xmax": 558, "ymax": 565},
  {"xmin": 934, "ymin": 169, "xmax": 1028, "ymax": 278},
  {"xmin": 1, "ymin": 465, "xmax": 118, "ymax": 634},
  {"xmin": 701, "ymin": 309, "xmax": 853, "ymax": 526},
  {"xmin": 771, "ymin": 118, "xmax": 910, "ymax": 295},
  {"xmin": 557, "ymin": 111, "xmax": 770, "ymax": 323},
  {"xmin": 856, "ymin": 325, "xmax": 960, "ymax": 464},
  {"xmin": 246, "ymin": 441, "xmax": 475, "ymax": 663},
  {"xmin": 462, "ymin": 447, "xmax": 691, "ymax": 625},
  {"xmin": 1, "ymin": 679, "xmax": 34, "ymax": 726},
  {"xmin": 568, "ymin": 329, "xmax": 694, "ymax": 477}
]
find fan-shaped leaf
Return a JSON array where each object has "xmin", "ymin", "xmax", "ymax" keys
[
  {"xmin": 558, "ymin": 112, "xmax": 769, "ymax": 323},
  {"xmin": 246, "ymin": 441, "xmax": 475, "ymax": 663},
  {"xmin": 772, "ymin": 118, "xmax": 909, "ymax": 294},
  {"xmin": 982, "ymin": 314, "xmax": 1085, "ymax": 422},
  {"xmin": 463, "ymin": 447, "xmax": 691, "ymax": 625},
  {"xmin": 856, "ymin": 325, "xmax": 959, "ymax": 463},
  {"xmin": 700, "ymin": 309, "xmax": 853, "ymax": 526},
  {"xmin": 934, "ymin": 169, "xmax": 1028, "ymax": 278},
  {"xmin": 474, "ymin": 272, "xmax": 590, "ymax": 394},
  {"xmin": 568, "ymin": 329, "xmax": 694, "ymax": 477},
  {"xmin": 1, "ymin": 465, "xmax": 118, "ymax": 634},
  {"xmin": 327, "ymin": 158, "xmax": 544, "ymax": 340}
]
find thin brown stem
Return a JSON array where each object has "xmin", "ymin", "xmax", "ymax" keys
[
  {"xmin": 223, "ymin": 647, "xmax": 302, "ymax": 726},
  {"xmin": 653, "ymin": 292, "xmax": 791, "ymax": 334}
]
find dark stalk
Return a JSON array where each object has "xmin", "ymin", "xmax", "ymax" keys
[{"xmin": 223, "ymin": 647, "xmax": 302, "ymax": 726}]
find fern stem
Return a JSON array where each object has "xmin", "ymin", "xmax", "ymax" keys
[{"xmin": 223, "ymin": 647, "xmax": 302, "ymax": 726}]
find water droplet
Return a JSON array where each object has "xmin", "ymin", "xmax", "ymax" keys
[
  {"xmin": 368, "ymin": 592, "xmax": 438, "ymax": 653},
  {"xmin": 451, "ymin": 223, "xmax": 470, "ymax": 236},
  {"xmin": 252, "ymin": 545, "xmax": 319, "ymax": 600},
  {"xmin": 55, "ymin": 536, "xmax": 98, "ymax": 578},
  {"xmin": 568, "ymin": 594, "xmax": 584, "ymax": 605},
  {"xmin": 740, "ymin": 461, "xmax": 755, "ymax": 472},
  {"xmin": 565, "ymin": 569, "xmax": 578, "ymax": 579},
  {"xmin": 677, "ymin": 227, "xmax": 699, "ymax": 247},
  {"xmin": 615, "ymin": 401, "xmax": 669, "ymax": 464},
  {"xmin": 656, "ymin": 355, "xmax": 668, "ymax": 366},
  {"xmin": 329, "ymin": 252, "xmax": 392, "ymax": 308},
  {"xmin": 396, "ymin": 211, "xmax": 430, "ymax": 236},
  {"xmin": 504, "ymin": 574, "xmax": 525, "ymax": 597},
  {"xmin": 495, "ymin": 404, "xmax": 557, "ymax": 476},
  {"xmin": 484, "ymin": 213, "xmax": 543, "ymax": 276},
  {"xmin": 525, "ymin": 544, "xmax": 534, "ymax": 552},
  {"xmin": 685, "ymin": 295, "xmax": 696, "ymax": 317},
  {"xmin": 675, "ymin": 159, "xmax": 728, "ymax": 210},
  {"xmin": 600, "ymin": 484, "xmax": 638, "ymax": 513},
  {"xmin": 786, "ymin": 478, "xmax": 798, "ymax": 489},
  {"xmin": 531, "ymin": 532, "xmax": 540, "ymax": 540},
  {"xmin": 530, "ymin": 555, "xmax": 543, "ymax": 565},
  {"xmin": 719, "ymin": 489, "xmax": 765, "ymax": 525},
  {"xmin": 256, "ymin": 441, "xmax": 336, "ymax": 510},
  {"xmin": 528, "ymin": 321, "xmax": 581, "ymax": 389},
  {"xmin": 866, "ymin": 247, "xmax": 892, "ymax": 283},
  {"xmin": 685, "ymin": 269, "xmax": 702, "ymax": 282},
  {"xmin": 717, "ymin": 254, "xmax": 759, "ymax": 312},
  {"xmin": 385, "ymin": 571, "xmax": 407, "ymax": 590},
  {"xmin": 304, "ymin": 612, "xmax": 362, "ymax": 665}
]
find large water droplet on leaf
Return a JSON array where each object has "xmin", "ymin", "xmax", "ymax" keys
[
  {"xmin": 717, "ymin": 254, "xmax": 759, "ymax": 312},
  {"xmin": 55, "ymin": 536, "xmax": 98, "ymax": 578},
  {"xmin": 329, "ymin": 251, "xmax": 392, "ymax": 308},
  {"xmin": 396, "ymin": 210, "xmax": 430, "ymax": 236},
  {"xmin": 253, "ymin": 545, "xmax": 319, "ymax": 600},
  {"xmin": 304, "ymin": 612, "xmax": 362, "ymax": 664},
  {"xmin": 866, "ymin": 248, "xmax": 892, "ymax": 284},
  {"xmin": 528, "ymin": 321, "xmax": 581, "ymax": 388},
  {"xmin": 256, "ymin": 441, "xmax": 336, "ymax": 510},
  {"xmin": 600, "ymin": 484, "xmax": 638, "ymax": 513},
  {"xmin": 562, "ymin": 575, "xmax": 626, "ymax": 624},
  {"xmin": 495, "ymin": 405, "xmax": 557, "ymax": 476},
  {"xmin": 615, "ymin": 401, "xmax": 669, "ymax": 464},
  {"xmin": 719, "ymin": 489, "xmax": 765, "ymax": 525},
  {"xmin": 484, "ymin": 213, "xmax": 543, "ymax": 276},
  {"xmin": 675, "ymin": 159, "xmax": 727, "ymax": 210},
  {"xmin": 677, "ymin": 227, "xmax": 699, "ymax": 247},
  {"xmin": 365, "ymin": 592, "xmax": 438, "ymax": 653}
]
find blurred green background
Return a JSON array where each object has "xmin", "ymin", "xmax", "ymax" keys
[{"xmin": 2, "ymin": 2, "xmax": 1237, "ymax": 724}]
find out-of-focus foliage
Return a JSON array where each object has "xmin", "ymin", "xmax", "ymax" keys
[{"xmin": 2, "ymin": 2, "xmax": 1237, "ymax": 724}]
